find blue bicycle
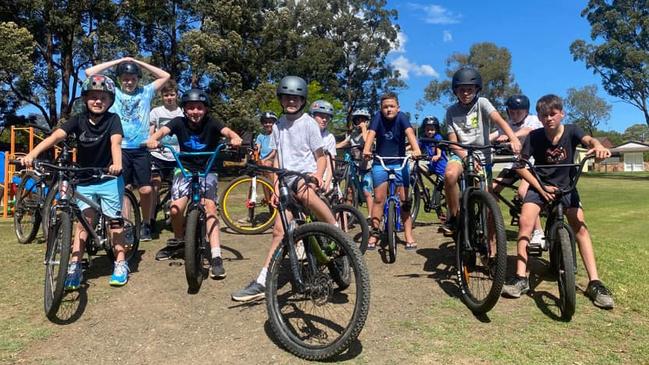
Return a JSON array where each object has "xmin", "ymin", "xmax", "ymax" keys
[{"xmin": 338, "ymin": 148, "xmax": 368, "ymax": 209}]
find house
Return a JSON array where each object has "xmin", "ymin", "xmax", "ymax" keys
[{"xmin": 608, "ymin": 141, "xmax": 649, "ymax": 172}]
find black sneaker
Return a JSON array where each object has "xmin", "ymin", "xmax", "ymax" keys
[
  {"xmin": 155, "ymin": 239, "xmax": 184, "ymax": 261},
  {"xmin": 585, "ymin": 280, "xmax": 614, "ymax": 309},
  {"xmin": 439, "ymin": 216, "xmax": 457, "ymax": 236},
  {"xmin": 501, "ymin": 275, "xmax": 530, "ymax": 298},
  {"xmin": 140, "ymin": 223, "xmax": 152, "ymax": 242},
  {"xmin": 231, "ymin": 280, "xmax": 265, "ymax": 302},
  {"xmin": 210, "ymin": 257, "xmax": 226, "ymax": 279}
]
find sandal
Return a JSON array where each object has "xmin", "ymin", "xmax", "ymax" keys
[
  {"xmin": 367, "ymin": 228, "xmax": 381, "ymax": 250},
  {"xmin": 405, "ymin": 242, "xmax": 418, "ymax": 251}
]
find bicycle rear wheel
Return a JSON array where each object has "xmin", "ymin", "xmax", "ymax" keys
[
  {"xmin": 555, "ymin": 225, "xmax": 576, "ymax": 321},
  {"xmin": 331, "ymin": 204, "xmax": 369, "ymax": 254},
  {"xmin": 385, "ymin": 200, "xmax": 398, "ymax": 263},
  {"xmin": 432, "ymin": 183, "xmax": 447, "ymax": 223},
  {"xmin": 14, "ymin": 174, "xmax": 44, "ymax": 244},
  {"xmin": 44, "ymin": 210, "xmax": 72, "ymax": 320},
  {"xmin": 266, "ymin": 222, "xmax": 370, "ymax": 360},
  {"xmin": 184, "ymin": 208, "xmax": 206, "ymax": 293},
  {"xmin": 408, "ymin": 182, "xmax": 421, "ymax": 223},
  {"xmin": 456, "ymin": 189, "xmax": 507, "ymax": 314},
  {"xmin": 107, "ymin": 189, "xmax": 141, "ymax": 263},
  {"xmin": 219, "ymin": 175, "xmax": 276, "ymax": 234}
]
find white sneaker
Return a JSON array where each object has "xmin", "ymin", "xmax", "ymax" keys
[{"xmin": 530, "ymin": 229, "xmax": 546, "ymax": 249}]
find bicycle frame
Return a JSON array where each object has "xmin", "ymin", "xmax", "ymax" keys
[
  {"xmin": 374, "ymin": 156, "xmax": 410, "ymax": 232},
  {"xmin": 410, "ymin": 159, "xmax": 444, "ymax": 211}
]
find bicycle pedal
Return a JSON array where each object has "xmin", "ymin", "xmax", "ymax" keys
[{"xmin": 526, "ymin": 245, "xmax": 543, "ymax": 257}]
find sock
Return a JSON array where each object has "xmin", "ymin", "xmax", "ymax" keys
[
  {"xmin": 256, "ymin": 267, "xmax": 267, "ymax": 286},
  {"xmin": 211, "ymin": 247, "xmax": 222, "ymax": 258}
]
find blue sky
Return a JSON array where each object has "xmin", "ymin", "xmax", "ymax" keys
[{"xmin": 386, "ymin": 1, "xmax": 643, "ymax": 132}]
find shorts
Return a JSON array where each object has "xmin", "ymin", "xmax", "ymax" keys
[
  {"xmin": 123, "ymin": 148, "xmax": 152, "ymax": 187},
  {"xmin": 524, "ymin": 188, "xmax": 581, "ymax": 209},
  {"xmin": 151, "ymin": 155, "xmax": 176, "ymax": 181},
  {"xmin": 171, "ymin": 171, "xmax": 218, "ymax": 201},
  {"xmin": 75, "ymin": 176, "xmax": 125, "ymax": 218},
  {"xmin": 360, "ymin": 170, "xmax": 373, "ymax": 194},
  {"xmin": 448, "ymin": 153, "xmax": 493, "ymax": 181},
  {"xmin": 371, "ymin": 163, "xmax": 410, "ymax": 188}
]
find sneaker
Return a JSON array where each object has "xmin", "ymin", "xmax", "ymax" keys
[
  {"xmin": 439, "ymin": 216, "xmax": 457, "ymax": 236},
  {"xmin": 155, "ymin": 239, "xmax": 185, "ymax": 261},
  {"xmin": 109, "ymin": 260, "xmax": 129, "ymax": 286},
  {"xmin": 501, "ymin": 275, "xmax": 530, "ymax": 298},
  {"xmin": 585, "ymin": 280, "xmax": 614, "ymax": 309},
  {"xmin": 140, "ymin": 223, "xmax": 152, "ymax": 242},
  {"xmin": 530, "ymin": 229, "xmax": 546, "ymax": 249},
  {"xmin": 231, "ymin": 280, "xmax": 265, "ymax": 302},
  {"xmin": 64, "ymin": 262, "xmax": 83, "ymax": 291},
  {"xmin": 210, "ymin": 257, "xmax": 226, "ymax": 279}
]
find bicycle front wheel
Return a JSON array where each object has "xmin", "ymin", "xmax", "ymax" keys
[
  {"xmin": 219, "ymin": 175, "xmax": 277, "ymax": 234},
  {"xmin": 331, "ymin": 204, "xmax": 369, "ymax": 254},
  {"xmin": 14, "ymin": 174, "xmax": 44, "ymax": 244},
  {"xmin": 266, "ymin": 222, "xmax": 370, "ymax": 360},
  {"xmin": 555, "ymin": 225, "xmax": 576, "ymax": 321},
  {"xmin": 184, "ymin": 208, "xmax": 206, "ymax": 293},
  {"xmin": 385, "ymin": 200, "xmax": 397, "ymax": 264},
  {"xmin": 456, "ymin": 189, "xmax": 507, "ymax": 314},
  {"xmin": 44, "ymin": 210, "xmax": 72, "ymax": 320}
]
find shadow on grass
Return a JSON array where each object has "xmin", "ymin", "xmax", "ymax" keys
[
  {"xmin": 48, "ymin": 287, "xmax": 88, "ymax": 325},
  {"xmin": 406, "ymin": 240, "xmax": 460, "ymax": 300}
]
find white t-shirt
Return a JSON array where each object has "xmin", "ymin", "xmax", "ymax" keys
[
  {"xmin": 149, "ymin": 105, "xmax": 184, "ymax": 161},
  {"xmin": 322, "ymin": 130, "xmax": 337, "ymax": 157},
  {"xmin": 495, "ymin": 114, "xmax": 543, "ymax": 143},
  {"xmin": 270, "ymin": 113, "xmax": 324, "ymax": 174}
]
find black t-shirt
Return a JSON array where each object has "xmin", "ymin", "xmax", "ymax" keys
[
  {"xmin": 522, "ymin": 124, "xmax": 586, "ymax": 189},
  {"xmin": 166, "ymin": 115, "xmax": 225, "ymax": 171},
  {"xmin": 59, "ymin": 112, "xmax": 123, "ymax": 168}
]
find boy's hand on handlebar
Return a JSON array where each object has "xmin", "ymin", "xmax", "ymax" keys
[
  {"xmin": 540, "ymin": 185, "xmax": 558, "ymax": 202},
  {"xmin": 510, "ymin": 139, "xmax": 522, "ymax": 154},
  {"xmin": 362, "ymin": 150, "xmax": 373, "ymax": 161},
  {"xmin": 308, "ymin": 173, "xmax": 323, "ymax": 189},
  {"xmin": 108, "ymin": 164, "xmax": 122, "ymax": 176},
  {"xmin": 20, "ymin": 154, "xmax": 36, "ymax": 168},
  {"xmin": 495, "ymin": 134, "xmax": 509, "ymax": 143},
  {"xmin": 587, "ymin": 146, "xmax": 611, "ymax": 161},
  {"xmin": 144, "ymin": 139, "xmax": 160, "ymax": 149},
  {"xmin": 230, "ymin": 136, "xmax": 243, "ymax": 147}
]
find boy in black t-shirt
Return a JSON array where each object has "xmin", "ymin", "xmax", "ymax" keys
[
  {"xmin": 145, "ymin": 88, "xmax": 242, "ymax": 278},
  {"xmin": 23, "ymin": 74, "xmax": 129, "ymax": 287},
  {"xmin": 502, "ymin": 94, "xmax": 614, "ymax": 309}
]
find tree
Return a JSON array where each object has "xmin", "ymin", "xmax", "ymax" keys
[
  {"xmin": 564, "ymin": 84, "xmax": 611, "ymax": 135},
  {"xmin": 0, "ymin": 22, "xmax": 34, "ymax": 125},
  {"xmin": 570, "ymin": 0, "xmax": 649, "ymax": 127},
  {"xmin": 423, "ymin": 42, "xmax": 520, "ymax": 111},
  {"xmin": 622, "ymin": 123, "xmax": 649, "ymax": 142}
]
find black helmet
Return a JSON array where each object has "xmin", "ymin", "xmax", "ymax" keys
[
  {"xmin": 451, "ymin": 67, "xmax": 482, "ymax": 92},
  {"xmin": 180, "ymin": 88, "xmax": 212, "ymax": 108},
  {"xmin": 422, "ymin": 115, "xmax": 440, "ymax": 129},
  {"xmin": 115, "ymin": 61, "xmax": 142, "ymax": 78},
  {"xmin": 260, "ymin": 111, "xmax": 278, "ymax": 123},
  {"xmin": 506, "ymin": 94, "xmax": 530, "ymax": 111},
  {"xmin": 276, "ymin": 76, "xmax": 308, "ymax": 98}
]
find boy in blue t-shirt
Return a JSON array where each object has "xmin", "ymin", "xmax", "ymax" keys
[
  {"xmin": 417, "ymin": 116, "xmax": 447, "ymax": 177},
  {"xmin": 85, "ymin": 57, "xmax": 170, "ymax": 241},
  {"xmin": 362, "ymin": 92, "xmax": 421, "ymax": 250}
]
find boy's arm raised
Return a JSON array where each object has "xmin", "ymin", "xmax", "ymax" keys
[
  {"xmin": 85, "ymin": 58, "xmax": 126, "ymax": 77},
  {"xmin": 129, "ymin": 58, "xmax": 170, "ymax": 92}
]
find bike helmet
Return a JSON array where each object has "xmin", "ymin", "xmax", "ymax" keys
[
  {"xmin": 260, "ymin": 111, "xmax": 278, "ymax": 123},
  {"xmin": 180, "ymin": 88, "xmax": 212, "ymax": 108},
  {"xmin": 351, "ymin": 108, "xmax": 371, "ymax": 120},
  {"xmin": 451, "ymin": 67, "xmax": 482, "ymax": 92},
  {"xmin": 115, "ymin": 61, "xmax": 142, "ymax": 78},
  {"xmin": 422, "ymin": 115, "xmax": 440, "ymax": 129},
  {"xmin": 309, "ymin": 100, "xmax": 334, "ymax": 116},
  {"xmin": 81, "ymin": 74, "xmax": 116, "ymax": 98},
  {"xmin": 505, "ymin": 94, "xmax": 530, "ymax": 111},
  {"xmin": 276, "ymin": 76, "xmax": 308, "ymax": 98}
]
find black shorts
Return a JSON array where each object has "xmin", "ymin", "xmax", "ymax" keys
[
  {"xmin": 523, "ymin": 188, "xmax": 581, "ymax": 209},
  {"xmin": 151, "ymin": 156, "xmax": 176, "ymax": 181},
  {"xmin": 122, "ymin": 148, "xmax": 152, "ymax": 187}
]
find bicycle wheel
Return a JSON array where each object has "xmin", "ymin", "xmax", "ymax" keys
[
  {"xmin": 409, "ymin": 181, "xmax": 422, "ymax": 223},
  {"xmin": 266, "ymin": 222, "xmax": 370, "ymax": 360},
  {"xmin": 44, "ymin": 210, "xmax": 72, "ymax": 320},
  {"xmin": 456, "ymin": 189, "xmax": 507, "ymax": 314},
  {"xmin": 432, "ymin": 184, "xmax": 447, "ymax": 223},
  {"xmin": 155, "ymin": 183, "xmax": 172, "ymax": 229},
  {"xmin": 219, "ymin": 175, "xmax": 277, "ymax": 234},
  {"xmin": 555, "ymin": 225, "xmax": 576, "ymax": 321},
  {"xmin": 184, "ymin": 208, "xmax": 206, "ymax": 292},
  {"xmin": 14, "ymin": 174, "xmax": 44, "ymax": 244},
  {"xmin": 107, "ymin": 189, "xmax": 141, "ymax": 263},
  {"xmin": 386, "ymin": 200, "xmax": 397, "ymax": 264},
  {"xmin": 331, "ymin": 204, "xmax": 369, "ymax": 254}
]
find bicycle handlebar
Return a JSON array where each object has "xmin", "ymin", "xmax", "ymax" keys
[
  {"xmin": 244, "ymin": 163, "xmax": 319, "ymax": 186},
  {"xmin": 11, "ymin": 159, "xmax": 115, "ymax": 181}
]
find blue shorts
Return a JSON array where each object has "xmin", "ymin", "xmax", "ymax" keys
[
  {"xmin": 360, "ymin": 170, "xmax": 373, "ymax": 193},
  {"xmin": 76, "ymin": 176, "xmax": 125, "ymax": 218},
  {"xmin": 371, "ymin": 163, "xmax": 410, "ymax": 188}
]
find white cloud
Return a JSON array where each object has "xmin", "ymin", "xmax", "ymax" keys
[
  {"xmin": 409, "ymin": 4, "xmax": 461, "ymax": 24},
  {"xmin": 390, "ymin": 31, "xmax": 407, "ymax": 53},
  {"xmin": 443, "ymin": 30, "xmax": 453, "ymax": 42},
  {"xmin": 391, "ymin": 55, "xmax": 439, "ymax": 80}
]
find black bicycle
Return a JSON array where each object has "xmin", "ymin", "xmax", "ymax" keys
[
  {"xmin": 244, "ymin": 162, "xmax": 370, "ymax": 361},
  {"xmin": 408, "ymin": 154, "xmax": 447, "ymax": 224}
]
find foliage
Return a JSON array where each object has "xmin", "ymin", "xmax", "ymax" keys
[
  {"xmin": 622, "ymin": 123, "xmax": 649, "ymax": 142},
  {"xmin": 570, "ymin": 0, "xmax": 649, "ymax": 127},
  {"xmin": 564, "ymin": 84, "xmax": 611, "ymax": 135}
]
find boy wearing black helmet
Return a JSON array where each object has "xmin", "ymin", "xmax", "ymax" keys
[
  {"xmin": 85, "ymin": 57, "xmax": 171, "ymax": 242},
  {"xmin": 441, "ymin": 67, "xmax": 521, "ymax": 235},
  {"xmin": 417, "ymin": 116, "xmax": 447, "ymax": 177},
  {"xmin": 145, "ymin": 88, "xmax": 243, "ymax": 277}
]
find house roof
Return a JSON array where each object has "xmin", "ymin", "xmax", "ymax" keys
[
  {"xmin": 594, "ymin": 137, "xmax": 615, "ymax": 148},
  {"xmin": 611, "ymin": 141, "xmax": 649, "ymax": 153}
]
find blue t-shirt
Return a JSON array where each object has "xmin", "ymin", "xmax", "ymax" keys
[
  {"xmin": 369, "ymin": 111, "xmax": 411, "ymax": 158},
  {"xmin": 255, "ymin": 133, "xmax": 273, "ymax": 159},
  {"xmin": 110, "ymin": 83, "xmax": 156, "ymax": 149},
  {"xmin": 418, "ymin": 133, "xmax": 447, "ymax": 176}
]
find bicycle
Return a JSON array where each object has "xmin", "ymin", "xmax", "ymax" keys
[
  {"xmin": 408, "ymin": 154, "xmax": 447, "ymax": 224},
  {"xmin": 426, "ymin": 139, "xmax": 508, "ymax": 314},
  {"xmin": 491, "ymin": 152, "xmax": 526, "ymax": 226},
  {"xmin": 13, "ymin": 159, "xmax": 140, "ymax": 321},
  {"xmin": 244, "ymin": 162, "xmax": 370, "ymax": 360},
  {"xmin": 338, "ymin": 148, "xmax": 368, "ymax": 209}
]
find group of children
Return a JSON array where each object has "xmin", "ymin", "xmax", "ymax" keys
[{"xmin": 21, "ymin": 59, "xmax": 614, "ymax": 311}]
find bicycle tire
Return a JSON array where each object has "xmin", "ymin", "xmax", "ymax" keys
[
  {"xmin": 556, "ymin": 225, "xmax": 576, "ymax": 321},
  {"xmin": 44, "ymin": 210, "xmax": 72, "ymax": 320},
  {"xmin": 219, "ymin": 175, "xmax": 277, "ymax": 234},
  {"xmin": 331, "ymin": 204, "xmax": 369, "ymax": 254},
  {"xmin": 14, "ymin": 174, "xmax": 44, "ymax": 244},
  {"xmin": 432, "ymin": 182, "xmax": 447, "ymax": 223},
  {"xmin": 184, "ymin": 208, "xmax": 205, "ymax": 292},
  {"xmin": 456, "ymin": 189, "xmax": 507, "ymax": 314},
  {"xmin": 155, "ymin": 184, "xmax": 172, "ymax": 229},
  {"xmin": 106, "ymin": 189, "xmax": 141, "ymax": 263},
  {"xmin": 409, "ymin": 182, "xmax": 422, "ymax": 223},
  {"xmin": 266, "ymin": 222, "xmax": 370, "ymax": 360},
  {"xmin": 386, "ymin": 200, "xmax": 397, "ymax": 264}
]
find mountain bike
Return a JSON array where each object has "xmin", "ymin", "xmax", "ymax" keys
[
  {"xmin": 244, "ymin": 162, "xmax": 370, "ymax": 360},
  {"xmin": 408, "ymin": 155, "xmax": 447, "ymax": 224},
  {"xmin": 13, "ymin": 168, "xmax": 52, "ymax": 243}
]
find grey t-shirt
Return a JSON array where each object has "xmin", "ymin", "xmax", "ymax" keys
[
  {"xmin": 149, "ymin": 105, "xmax": 184, "ymax": 161},
  {"xmin": 270, "ymin": 113, "xmax": 324, "ymax": 174},
  {"xmin": 445, "ymin": 97, "xmax": 497, "ymax": 163}
]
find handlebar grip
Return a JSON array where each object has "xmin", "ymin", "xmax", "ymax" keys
[
  {"xmin": 609, "ymin": 152, "xmax": 621, "ymax": 158},
  {"xmin": 9, "ymin": 159, "xmax": 24, "ymax": 166}
]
